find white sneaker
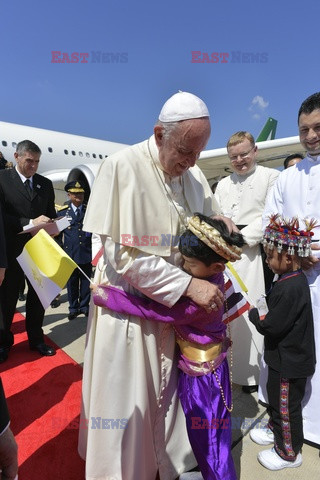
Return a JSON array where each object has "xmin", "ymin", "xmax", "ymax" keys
[
  {"xmin": 258, "ymin": 447, "xmax": 302, "ymax": 470},
  {"xmin": 249, "ymin": 427, "xmax": 274, "ymax": 445},
  {"xmin": 179, "ymin": 473, "xmax": 204, "ymax": 480}
]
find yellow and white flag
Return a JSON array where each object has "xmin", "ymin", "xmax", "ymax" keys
[
  {"xmin": 17, "ymin": 229, "xmax": 77, "ymax": 309},
  {"xmin": 226, "ymin": 262, "xmax": 248, "ymax": 292}
]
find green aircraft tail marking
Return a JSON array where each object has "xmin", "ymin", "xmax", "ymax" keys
[{"xmin": 256, "ymin": 117, "xmax": 277, "ymax": 142}]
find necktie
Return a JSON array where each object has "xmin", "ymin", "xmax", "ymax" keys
[
  {"xmin": 24, "ymin": 179, "xmax": 33, "ymax": 199},
  {"xmin": 75, "ymin": 207, "xmax": 80, "ymax": 220}
]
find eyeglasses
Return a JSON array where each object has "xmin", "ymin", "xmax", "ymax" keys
[{"xmin": 229, "ymin": 145, "xmax": 255, "ymax": 163}]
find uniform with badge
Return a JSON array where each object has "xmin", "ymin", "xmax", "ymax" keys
[{"xmin": 58, "ymin": 181, "xmax": 92, "ymax": 320}]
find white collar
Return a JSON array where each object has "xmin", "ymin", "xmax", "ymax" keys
[
  {"xmin": 71, "ymin": 203, "xmax": 81, "ymax": 213},
  {"xmin": 234, "ymin": 164, "xmax": 257, "ymax": 182},
  {"xmin": 15, "ymin": 166, "xmax": 33, "ymax": 185}
]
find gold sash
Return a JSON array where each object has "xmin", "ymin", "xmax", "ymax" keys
[{"xmin": 176, "ymin": 338, "xmax": 222, "ymax": 363}]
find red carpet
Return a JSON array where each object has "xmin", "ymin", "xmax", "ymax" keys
[{"xmin": 0, "ymin": 312, "xmax": 85, "ymax": 479}]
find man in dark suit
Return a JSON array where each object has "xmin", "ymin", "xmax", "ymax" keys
[
  {"xmin": 0, "ymin": 200, "xmax": 18, "ymax": 478},
  {"xmin": 0, "ymin": 378, "xmax": 18, "ymax": 479},
  {"xmin": 0, "ymin": 140, "xmax": 57, "ymax": 362},
  {"xmin": 0, "ymin": 204, "xmax": 7, "ymax": 287},
  {"xmin": 58, "ymin": 181, "xmax": 92, "ymax": 320},
  {"xmin": 0, "ymin": 204, "xmax": 8, "ymax": 354}
]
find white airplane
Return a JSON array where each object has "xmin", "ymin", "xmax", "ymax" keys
[
  {"xmin": 0, "ymin": 119, "xmax": 304, "ymax": 204},
  {"xmin": 0, "ymin": 121, "xmax": 128, "ymax": 204}
]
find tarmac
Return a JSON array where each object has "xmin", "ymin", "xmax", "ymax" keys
[{"xmin": 17, "ymin": 290, "xmax": 320, "ymax": 480}]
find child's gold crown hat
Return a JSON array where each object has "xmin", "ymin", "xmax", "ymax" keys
[
  {"xmin": 187, "ymin": 215, "xmax": 242, "ymax": 262},
  {"xmin": 263, "ymin": 214, "xmax": 318, "ymax": 257}
]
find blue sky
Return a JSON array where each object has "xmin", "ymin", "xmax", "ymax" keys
[{"xmin": 1, "ymin": 0, "xmax": 320, "ymax": 150}]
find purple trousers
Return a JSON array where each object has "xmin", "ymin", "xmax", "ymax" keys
[{"xmin": 178, "ymin": 359, "xmax": 237, "ymax": 480}]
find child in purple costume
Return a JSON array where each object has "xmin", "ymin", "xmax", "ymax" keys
[{"xmin": 93, "ymin": 214, "xmax": 246, "ymax": 480}]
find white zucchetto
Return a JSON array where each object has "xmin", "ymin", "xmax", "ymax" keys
[{"xmin": 159, "ymin": 91, "xmax": 210, "ymax": 123}]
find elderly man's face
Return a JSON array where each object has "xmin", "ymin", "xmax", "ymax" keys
[
  {"xmin": 154, "ymin": 118, "xmax": 211, "ymax": 177},
  {"xmin": 14, "ymin": 150, "xmax": 40, "ymax": 178},
  {"xmin": 299, "ymin": 108, "xmax": 320, "ymax": 156}
]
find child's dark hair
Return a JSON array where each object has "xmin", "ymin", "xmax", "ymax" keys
[{"xmin": 179, "ymin": 213, "xmax": 245, "ymax": 266}]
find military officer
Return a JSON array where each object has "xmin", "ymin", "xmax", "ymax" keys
[{"xmin": 58, "ymin": 181, "xmax": 92, "ymax": 320}]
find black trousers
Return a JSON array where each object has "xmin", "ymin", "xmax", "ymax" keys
[
  {"xmin": 267, "ymin": 367, "xmax": 306, "ymax": 461},
  {"xmin": 0, "ymin": 258, "xmax": 45, "ymax": 348},
  {"xmin": 66, "ymin": 262, "xmax": 92, "ymax": 313}
]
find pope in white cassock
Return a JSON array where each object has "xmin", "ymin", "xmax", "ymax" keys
[
  {"xmin": 263, "ymin": 91, "xmax": 320, "ymax": 446},
  {"xmin": 78, "ymin": 92, "xmax": 226, "ymax": 480},
  {"xmin": 215, "ymin": 132, "xmax": 279, "ymax": 389}
]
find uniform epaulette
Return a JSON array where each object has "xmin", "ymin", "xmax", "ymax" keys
[{"xmin": 56, "ymin": 204, "xmax": 69, "ymax": 212}]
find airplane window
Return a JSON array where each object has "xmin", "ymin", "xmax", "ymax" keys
[
  {"xmin": 92, "ymin": 153, "xmax": 96, "ymax": 158},
  {"xmin": 72, "ymin": 150, "xmax": 76, "ymax": 156},
  {"xmin": 86, "ymin": 153, "xmax": 90, "ymax": 158},
  {"xmin": 48, "ymin": 147, "xmax": 53, "ymax": 153},
  {"xmin": 1, "ymin": 141, "xmax": 7, "ymax": 146},
  {"xmin": 12, "ymin": 142, "xmax": 17, "ymax": 148},
  {"xmin": 99, "ymin": 154, "xmax": 103, "ymax": 159},
  {"xmin": 79, "ymin": 152, "xmax": 83, "ymax": 157},
  {"xmin": 64, "ymin": 149, "xmax": 69, "ymax": 155}
]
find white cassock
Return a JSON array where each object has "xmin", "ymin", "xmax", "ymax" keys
[
  {"xmin": 263, "ymin": 155, "xmax": 320, "ymax": 445},
  {"xmin": 78, "ymin": 135, "xmax": 220, "ymax": 480},
  {"xmin": 215, "ymin": 165, "xmax": 279, "ymax": 386}
]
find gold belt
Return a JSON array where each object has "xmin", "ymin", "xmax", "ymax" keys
[{"xmin": 176, "ymin": 338, "xmax": 222, "ymax": 363}]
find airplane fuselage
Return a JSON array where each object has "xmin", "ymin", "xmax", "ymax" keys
[
  {"xmin": 0, "ymin": 121, "xmax": 128, "ymax": 203},
  {"xmin": 1, "ymin": 120, "xmax": 302, "ymax": 204}
]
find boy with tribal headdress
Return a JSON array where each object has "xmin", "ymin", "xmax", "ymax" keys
[
  {"xmin": 93, "ymin": 213, "xmax": 247, "ymax": 480},
  {"xmin": 249, "ymin": 215, "xmax": 316, "ymax": 471}
]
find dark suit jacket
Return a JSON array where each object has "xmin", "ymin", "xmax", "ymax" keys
[
  {"xmin": 0, "ymin": 204, "xmax": 7, "ymax": 268},
  {"xmin": 0, "ymin": 168, "xmax": 56, "ymax": 259},
  {"xmin": 0, "ymin": 378, "xmax": 9, "ymax": 434}
]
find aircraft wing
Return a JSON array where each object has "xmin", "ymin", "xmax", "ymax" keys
[{"xmin": 198, "ymin": 135, "xmax": 303, "ymax": 182}]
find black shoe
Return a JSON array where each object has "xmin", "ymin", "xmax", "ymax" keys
[
  {"xmin": 242, "ymin": 385, "xmax": 258, "ymax": 394},
  {"xmin": 68, "ymin": 312, "xmax": 79, "ymax": 321},
  {"xmin": 30, "ymin": 343, "xmax": 56, "ymax": 356},
  {"xmin": 50, "ymin": 298, "xmax": 61, "ymax": 308},
  {"xmin": 79, "ymin": 309, "xmax": 89, "ymax": 317},
  {"xmin": 18, "ymin": 293, "xmax": 26, "ymax": 301},
  {"xmin": 0, "ymin": 347, "xmax": 9, "ymax": 363}
]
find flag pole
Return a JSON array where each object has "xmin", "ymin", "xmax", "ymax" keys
[{"xmin": 77, "ymin": 265, "xmax": 94, "ymax": 284}]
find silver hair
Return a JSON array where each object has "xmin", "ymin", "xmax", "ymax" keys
[
  {"xmin": 16, "ymin": 140, "xmax": 41, "ymax": 156},
  {"xmin": 155, "ymin": 120, "xmax": 181, "ymax": 141},
  {"xmin": 156, "ymin": 117, "xmax": 210, "ymax": 143}
]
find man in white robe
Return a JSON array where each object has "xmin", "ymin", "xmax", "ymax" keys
[
  {"xmin": 78, "ymin": 92, "xmax": 226, "ymax": 480},
  {"xmin": 215, "ymin": 132, "xmax": 279, "ymax": 390},
  {"xmin": 263, "ymin": 91, "xmax": 320, "ymax": 446}
]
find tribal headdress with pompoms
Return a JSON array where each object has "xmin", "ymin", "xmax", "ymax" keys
[
  {"xmin": 187, "ymin": 215, "xmax": 242, "ymax": 262},
  {"xmin": 262, "ymin": 214, "xmax": 318, "ymax": 257}
]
